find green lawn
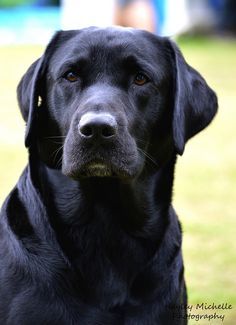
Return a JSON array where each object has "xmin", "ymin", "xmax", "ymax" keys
[
  {"xmin": 0, "ymin": 38, "xmax": 236, "ymax": 324},
  {"xmin": 175, "ymin": 37, "xmax": 236, "ymax": 324}
]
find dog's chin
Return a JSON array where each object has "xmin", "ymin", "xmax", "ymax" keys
[
  {"xmin": 79, "ymin": 162, "xmax": 114, "ymax": 177},
  {"xmin": 62, "ymin": 161, "xmax": 141, "ymax": 181}
]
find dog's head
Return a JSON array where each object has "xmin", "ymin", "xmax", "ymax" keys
[{"xmin": 17, "ymin": 27, "xmax": 217, "ymax": 180}]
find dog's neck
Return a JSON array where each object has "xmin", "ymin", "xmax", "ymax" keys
[{"xmin": 28, "ymin": 151, "xmax": 176, "ymax": 239}]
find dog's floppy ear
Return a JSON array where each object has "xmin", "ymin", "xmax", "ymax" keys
[
  {"xmin": 169, "ymin": 41, "xmax": 218, "ymax": 155},
  {"xmin": 17, "ymin": 30, "xmax": 78, "ymax": 148},
  {"xmin": 17, "ymin": 56, "xmax": 45, "ymax": 148}
]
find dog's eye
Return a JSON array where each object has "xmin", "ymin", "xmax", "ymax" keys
[
  {"xmin": 64, "ymin": 71, "xmax": 79, "ymax": 82},
  {"xmin": 134, "ymin": 73, "xmax": 149, "ymax": 86}
]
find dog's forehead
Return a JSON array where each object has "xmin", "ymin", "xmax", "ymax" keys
[{"xmin": 50, "ymin": 27, "xmax": 169, "ymax": 67}]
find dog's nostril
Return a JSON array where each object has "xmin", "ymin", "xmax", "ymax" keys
[
  {"xmin": 101, "ymin": 125, "xmax": 116, "ymax": 138},
  {"xmin": 80, "ymin": 125, "xmax": 93, "ymax": 137}
]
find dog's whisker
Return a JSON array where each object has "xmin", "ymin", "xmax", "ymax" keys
[
  {"xmin": 45, "ymin": 136, "xmax": 66, "ymax": 139},
  {"xmin": 48, "ymin": 140, "xmax": 64, "ymax": 145},
  {"xmin": 45, "ymin": 136, "xmax": 66, "ymax": 145},
  {"xmin": 136, "ymin": 138, "xmax": 147, "ymax": 145},
  {"xmin": 137, "ymin": 147, "xmax": 159, "ymax": 168},
  {"xmin": 45, "ymin": 135, "xmax": 66, "ymax": 139},
  {"xmin": 56, "ymin": 156, "xmax": 63, "ymax": 169},
  {"xmin": 51, "ymin": 145, "xmax": 64, "ymax": 164}
]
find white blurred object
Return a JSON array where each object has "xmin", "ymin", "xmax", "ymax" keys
[
  {"xmin": 161, "ymin": 0, "xmax": 189, "ymax": 36},
  {"xmin": 61, "ymin": 0, "xmax": 116, "ymax": 30}
]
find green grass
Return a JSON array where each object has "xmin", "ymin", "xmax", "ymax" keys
[
  {"xmin": 174, "ymin": 37, "xmax": 236, "ymax": 324},
  {"xmin": 0, "ymin": 45, "xmax": 43, "ymax": 201},
  {"xmin": 0, "ymin": 38, "xmax": 236, "ymax": 324}
]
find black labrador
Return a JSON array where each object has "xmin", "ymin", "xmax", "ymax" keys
[{"xmin": 0, "ymin": 27, "xmax": 217, "ymax": 325}]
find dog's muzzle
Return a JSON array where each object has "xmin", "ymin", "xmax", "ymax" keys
[
  {"xmin": 76, "ymin": 112, "xmax": 118, "ymax": 176},
  {"xmin": 62, "ymin": 110, "xmax": 141, "ymax": 180}
]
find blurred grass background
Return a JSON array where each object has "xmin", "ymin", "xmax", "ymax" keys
[{"xmin": 0, "ymin": 38, "xmax": 236, "ymax": 324}]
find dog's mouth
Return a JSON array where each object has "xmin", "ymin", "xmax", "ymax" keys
[
  {"xmin": 80, "ymin": 161, "xmax": 113, "ymax": 177},
  {"xmin": 63, "ymin": 157, "xmax": 141, "ymax": 180},
  {"xmin": 62, "ymin": 133, "xmax": 144, "ymax": 180}
]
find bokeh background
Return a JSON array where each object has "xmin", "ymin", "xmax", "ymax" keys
[{"xmin": 0, "ymin": 0, "xmax": 236, "ymax": 324}]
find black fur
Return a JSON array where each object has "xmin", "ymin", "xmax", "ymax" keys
[{"xmin": 0, "ymin": 27, "xmax": 217, "ymax": 324}]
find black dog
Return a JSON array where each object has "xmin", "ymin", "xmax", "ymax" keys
[{"xmin": 0, "ymin": 27, "xmax": 217, "ymax": 324}]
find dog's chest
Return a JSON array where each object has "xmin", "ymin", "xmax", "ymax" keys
[{"xmin": 64, "ymin": 220, "xmax": 152, "ymax": 308}]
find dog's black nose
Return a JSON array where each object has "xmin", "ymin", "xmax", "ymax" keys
[{"xmin": 78, "ymin": 113, "xmax": 117, "ymax": 140}]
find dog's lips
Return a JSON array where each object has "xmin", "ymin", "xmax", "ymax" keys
[
  {"xmin": 66, "ymin": 159, "xmax": 137, "ymax": 179},
  {"xmin": 82, "ymin": 162, "xmax": 113, "ymax": 177}
]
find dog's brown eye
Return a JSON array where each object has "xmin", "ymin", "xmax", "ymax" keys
[
  {"xmin": 134, "ymin": 73, "xmax": 149, "ymax": 86},
  {"xmin": 64, "ymin": 71, "xmax": 79, "ymax": 82}
]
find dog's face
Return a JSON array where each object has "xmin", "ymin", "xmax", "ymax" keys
[
  {"xmin": 44, "ymin": 28, "xmax": 173, "ymax": 179},
  {"xmin": 17, "ymin": 27, "xmax": 217, "ymax": 180}
]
